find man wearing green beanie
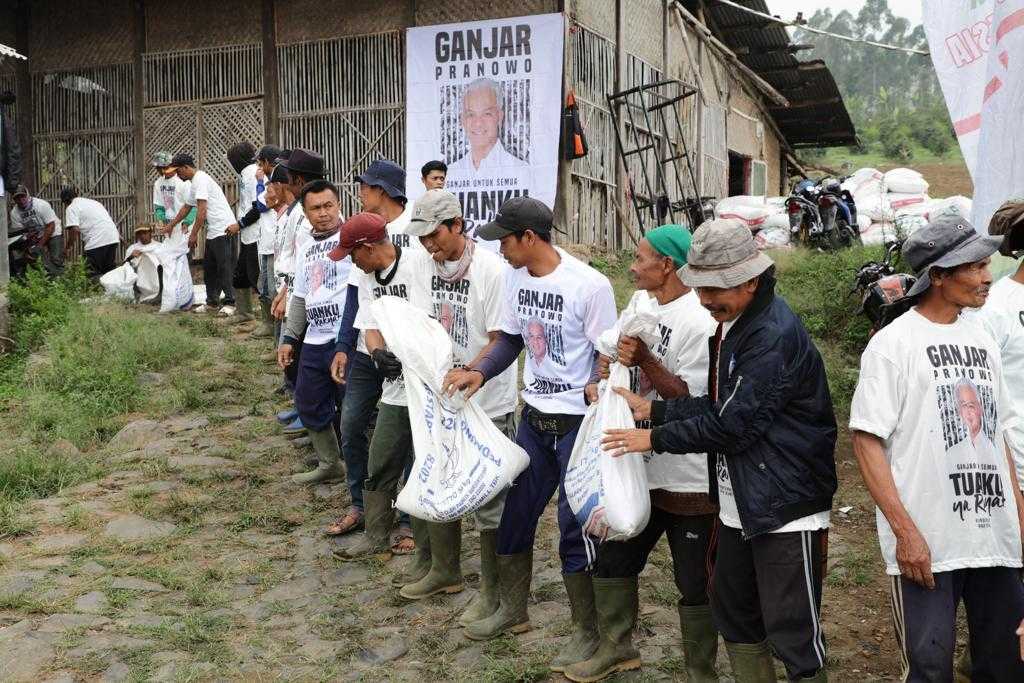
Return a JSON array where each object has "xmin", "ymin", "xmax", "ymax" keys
[{"xmin": 565, "ymin": 225, "xmax": 721, "ymax": 682}]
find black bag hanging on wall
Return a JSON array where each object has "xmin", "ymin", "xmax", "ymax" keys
[{"xmin": 561, "ymin": 90, "xmax": 589, "ymax": 161}]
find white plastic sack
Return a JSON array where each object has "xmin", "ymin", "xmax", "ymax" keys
[
  {"xmin": 566, "ymin": 300, "xmax": 653, "ymax": 552},
  {"xmin": 595, "ymin": 294, "xmax": 660, "ymax": 358},
  {"xmin": 856, "ymin": 213, "xmax": 872, "ymax": 234},
  {"xmin": 134, "ymin": 253, "xmax": 162, "ymax": 303},
  {"xmin": 884, "ymin": 168, "xmax": 929, "ymax": 195},
  {"xmin": 862, "ymin": 194, "xmax": 894, "ymax": 222},
  {"xmin": 754, "ymin": 226, "xmax": 790, "ymax": 249},
  {"xmin": 888, "ymin": 192, "xmax": 931, "ymax": 212},
  {"xmin": 371, "ymin": 296, "xmax": 530, "ymax": 522},
  {"xmin": 929, "ymin": 195, "xmax": 973, "ymax": 221},
  {"xmin": 842, "ymin": 168, "xmax": 884, "ymax": 195},
  {"xmin": 715, "ymin": 195, "xmax": 772, "ymax": 229},
  {"xmin": 100, "ymin": 263, "xmax": 137, "ymax": 301},
  {"xmin": 157, "ymin": 245, "xmax": 195, "ymax": 312}
]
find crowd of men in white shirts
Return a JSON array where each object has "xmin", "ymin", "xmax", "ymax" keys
[{"xmin": 18, "ymin": 137, "xmax": 1024, "ymax": 681}]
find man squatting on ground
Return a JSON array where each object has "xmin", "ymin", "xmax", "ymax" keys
[
  {"xmin": 444, "ymin": 197, "xmax": 619, "ymax": 672},
  {"xmin": 325, "ymin": 160, "xmax": 420, "ymax": 550},
  {"xmin": 603, "ymin": 219, "xmax": 837, "ymax": 682},
  {"xmin": 164, "ymin": 153, "xmax": 240, "ymax": 312},
  {"xmin": 583, "ymin": 224, "xmax": 719, "ymax": 682},
  {"xmin": 10, "ymin": 184, "xmax": 63, "ymax": 276},
  {"xmin": 851, "ymin": 215, "xmax": 1024, "ymax": 682},
  {"xmin": 277, "ymin": 180, "xmax": 352, "ymax": 487},
  {"xmin": 392, "ymin": 189, "xmax": 519, "ymax": 616}
]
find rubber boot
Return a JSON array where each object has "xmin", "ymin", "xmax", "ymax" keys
[
  {"xmin": 333, "ymin": 489, "xmax": 393, "ymax": 560},
  {"xmin": 391, "ymin": 515, "xmax": 432, "ymax": 587},
  {"xmin": 549, "ymin": 573, "xmax": 600, "ymax": 672},
  {"xmin": 400, "ymin": 520, "xmax": 464, "ymax": 599},
  {"xmin": 229, "ymin": 288, "xmax": 255, "ymax": 322},
  {"xmin": 291, "ymin": 428, "xmax": 344, "ymax": 485},
  {"xmin": 679, "ymin": 603, "xmax": 720, "ymax": 683},
  {"xmin": 799, "ymin": 668, "xmax": 828, "ymax": 682},
  {"xmin": 458, "ymin": 529, "xmax": 499, "ymax": 626},
  {"xmin": 464, "ymin": 551, "xmax": 532, "ymax": 641},
  {"xmin": 250, "ymin": 299, "xmax": 274, "ymax": 338},
  {"xmin": 724, "ymin": 640, "xmax": 776, "ymax": 683},
  {"xmin": 564, "ymin": 577, "xmax": 641, "ymax": 682}
]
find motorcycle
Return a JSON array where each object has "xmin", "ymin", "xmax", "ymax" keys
[
  {"xmin": 818, "ymin": 178, "xmax": 861, "ymax": 248},
  {"xmin": 787, "ymin": 178, "xmax": 860, "ymax": 250},
  {"xmin": 851, "ymin": 238, "xmax": 916, "ymax": 332}
]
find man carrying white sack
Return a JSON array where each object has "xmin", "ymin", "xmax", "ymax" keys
[
  {"xmin": 395, "ymin": 189, "xmax": 519, "ymax": 618},
  {"xmin": 575, "ymin": 224, "xmax": 719, "ymax": 683},
  {"xmin": 602, "ymin": 219, "xmax": 837, "ymax": 683},
  {"xmin": 444, "ymin": 197, "xmax": 617, "ymax": 673}
]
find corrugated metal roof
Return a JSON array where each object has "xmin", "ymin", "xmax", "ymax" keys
[
  {"xmin": 0, "ymin": 43, "xmax": 27, "ymax": 60},
  {"xmin": 703, "ymin": 0, "xmax": 856, "ymax": 148}
]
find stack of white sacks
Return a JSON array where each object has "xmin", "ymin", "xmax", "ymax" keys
[{"xmin": 712, "ymin": 167, "xmax": 973, "ymax": 249}]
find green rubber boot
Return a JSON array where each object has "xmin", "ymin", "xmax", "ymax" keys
[
  {"xmin": 725, "ymin": 640, "xmax": 776, "ymax": 683},
  {"xmin": 290, "ymin": 428, "xmax": 344, "ymax": 485},
  {"xmin": 549, "ymin": 573, "xmax": 600, "ymax": 672},
  {"xmin": 392, "ymin": 514, "xmax": 432, "ymax": 587},
  {"xmin": 458, "ymin": 528, "xmax": 499, "ymax": 626},
  {"xmin": 679, "ymin": 603, "xmax": 720, "ymax": 683},
  {"xmin": 250, "ymin": 299, "xmax": 274, "ymax": 338},
  {"xmin": 399, "ymin": 519, "xmax": 464, "ymax": 599},
  {"xmin": 228, "ymin": 288, "xmax": 255, "ymax": 322},
  {"xmin": 564, "ymin": 576, "xmax": 641, "ymax": 682},
  {"xmin": 332, "ymin": 489, "xmax": 392, "ymax": 560},
  {"xmin": 799, "ymin": 667, "xmax": 828, "ymax": 682},
  {"xmin": 463, "ymin": 551, "xmax": 532, "ymax": 641}
]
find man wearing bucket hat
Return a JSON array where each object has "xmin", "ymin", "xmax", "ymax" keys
[
  {"xmin": 603, "ymin": 218, "xmax": 837, "ymax": 682},
  {"xmin": 850, "ymin": 214, "xmax": 1024, "ymax": 682},
  {"xmin": 571, "ymin": 224, "xmax": 718, "ymax": 682}
]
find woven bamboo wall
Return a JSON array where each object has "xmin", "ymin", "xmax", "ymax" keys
[
  {"xmin": 144, "ymin": 0, "xmax": 261, "ymax": 52},
  {"xmin": 276, "ymin": 0, "xmax": 410, "ymax": 44},
  {"xmin": 414, "ymin": 0, "xmax": 557, "ymax": 25},
  {"xmin": 29, "ymin": 0, "xmax": 134, "ymax": 72},
  {"xmin": 625, "ymin": 0, "xmax": 664, "ymax": 71}
]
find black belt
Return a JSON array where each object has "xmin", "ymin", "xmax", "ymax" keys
[{"xmin": 525, "ymin": 406, "xmax": 581, "ymax": 437}]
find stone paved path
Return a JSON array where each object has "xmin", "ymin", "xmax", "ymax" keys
[{"xmin": 0, "ymin": 330, "xmax": 702, "ymax": 682}]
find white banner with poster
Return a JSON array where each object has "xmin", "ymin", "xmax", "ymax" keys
[
  {"xmin": 405, "ymin": 13, "xmax": 565, "ymax": 250},
  {"xmin": 923, "ymin": 1, "xmax": 1024, "ymax": 230}
]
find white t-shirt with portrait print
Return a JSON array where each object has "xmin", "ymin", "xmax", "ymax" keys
[
  {"xmin": 353, "ymin": 248, "xmax": 430, "ymax": 407},
  {"xmin": 186, "ymin": 170, "xmax": 235, "ymax": 240},
  {"xmin": 971, "ymin": 276, "xmax": 1024, "ymax": 489},
  {"xmin": 152, "ymin": 175, "xmax": 189, "ymax": 223},
  {"xmin": 11, "ymin": 197, "xmax": 61, "ymax": 237},
  {"xmin": 501, "ymin": 247, "xmax": 617, "ymax": 416},
  {"xmin": 849, "ymin": 308, "xmax": 1022, "ymax": 575},
  {"xmin": 619, "ymin": 289, "xmax": 717, "ymax": 494},
  {"xmin": 408, "ymin": 247, "xmax": 518, "ymax": 420},
  {"xmin": 292, "ymin": 232, "xmax": 353, "ymax": 346},
  {"xmin": 714, "ymin": 318, "xmax": 831, "ymax": 533}
]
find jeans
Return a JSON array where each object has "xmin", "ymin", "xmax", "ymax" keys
[
  {"xmin": 258, "ymin": 254, "xmax": 275, "ymax": 302},
  {"xmin": 203, "ymin": 235, "xmax": 235, "ymax": 306},
  {"xmin": 339, "ymin": 351, "xmax": 382, "ymax": 513},
  {"xmin": 294, "ymin": 342, "xmax": 343, "ymax": 433}
]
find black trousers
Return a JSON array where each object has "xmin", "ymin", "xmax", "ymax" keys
[
  {"xmin": 203, "ymin": 235, "xmax": 235, "ymax": 306},
  {"xmin": 595, "ymin": 507, "xmax": 716, "ymax": 607},
  {"xmin": 233, "ymin": 241, "xmax": 260, "ymax": 290},
  {"xmin": 85, "ymin": 243, "xmax": 118, "ymax": 280},
  {"xmin": 891, "ymin": 567, "xmax": 1024, "ymax": 682},
  {"xmin": 711, "ymin": 524, "xmax": 828, "ymax": 680}
]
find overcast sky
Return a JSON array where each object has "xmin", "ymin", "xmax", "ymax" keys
[{"xmin": 765, "ymin": 0, "xmax": 922, "ymax": 27}]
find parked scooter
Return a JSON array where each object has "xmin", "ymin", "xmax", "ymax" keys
[
  {"xmin": 851, "ymin": 238, "xmax": 916, "ymax": 332},
  {"xmin": 818, "ymin": 178, "xmax": 860, "ymax": 248},
  {"xmin": 788, "ymin": 177, "xmax": 860, "ymax": 250}
]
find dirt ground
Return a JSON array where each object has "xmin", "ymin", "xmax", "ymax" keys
[{"xmin": 0, "ymin": 314, "xmax": 914, "ymax": 681}]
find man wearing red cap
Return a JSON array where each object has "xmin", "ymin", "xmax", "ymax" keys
[{"xmin": 329, "ymin": 211, "xmax": 427, "ymax": 560}]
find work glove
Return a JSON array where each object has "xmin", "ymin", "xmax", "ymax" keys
[{"xmin": 371, "ymin": 348, "xmax": 403, "ymax": 381}]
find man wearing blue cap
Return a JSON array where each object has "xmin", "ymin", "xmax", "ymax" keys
[
  {"xmin": 851, "ymin": 215, "xmax": 1024, "ymax": 682},
  {"xmin": 325, "ymin": 160, "xmax": 422, "ymax": 554},
  {"xmin": 571, "ymin": 225, "xmax": 719, "ymax": 682}
]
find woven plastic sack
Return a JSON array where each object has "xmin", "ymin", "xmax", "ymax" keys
[
  {"xmin": 371, "ymin": 296, "xmax": 530, "ymax": 522},
  {"xmin": 100, "ymin": 263, "xmax": 137, "ymax": 301}
]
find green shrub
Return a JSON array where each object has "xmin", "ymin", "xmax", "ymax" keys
[
  {"xmin": 6, "ymin": 261, "xmax": 93, "ymax": 355},
  {"xmin": 773, "ymin": 245, "xmax": 899, "ymax": 418}
]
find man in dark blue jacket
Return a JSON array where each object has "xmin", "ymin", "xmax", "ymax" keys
[{"xmin": 604, "ymin": 219, "xmax": 837, "ymax": 683}]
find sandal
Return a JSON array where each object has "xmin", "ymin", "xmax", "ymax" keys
[
  {"xmin": 390, "ymin": 526, "xmax": 416, "ymax": 555},
  {"xmin": 324, "ymin": 508, "xmax": 364, "ymax": 537}
]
